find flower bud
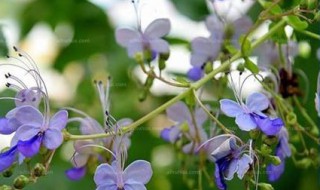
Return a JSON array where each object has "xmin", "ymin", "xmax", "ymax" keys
[
  {"xmin": 258, "ymin": 183, "xmax": 274, "ymax": 190},
  {"xmin": 0, "ymin": 185, "xmax": 13, "ymax": 190},
  {"xmin": 204, "ymin": 62, "xmax": 213, "ymax": 74},
  {"xmin": 138, "ymin": 90, "xmax": 148, "ymax": 102},
  {"xmin": 263, "ymin": 136, "xmax": 278, "ymax": 146},
  {"xmin": 261, "ymin": 144, "xmax": 272, "ymax": 155},
  {"xmin": 13, "ymin": 175, "xmax": 29, "ymax": 189},
  {"xmin": 158, "ymin": 59, "xmax": 166, "ymax": 71},
  {"xmin": 249, "ymin": 129, "xmax": 260, "ymax": 139},
  {"xmin": 296, "ymin": 158, "xmax": 312, "ymax": 169},
  {"xmin": 33, "ymin": 163, "xmax": 46, "ymax": 177},
  {"xmin": 160, "ymin": 52, "xmax": 170, "ymax": 61},
  {"xmin": 269, "ymin": 156, "xmax": 281, "ymax": 166},
  {"xmin": 286, "ymin": 112, "xmax": 297, "ymax": 125},
  {"xmin": 2, "ymin": 169, "xmax": 13, "ymax": 178},
  {"xmin": 134, "ymin": 52, "xmax": 144, "ymax": 64}
]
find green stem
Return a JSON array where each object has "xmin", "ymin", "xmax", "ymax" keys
[
  {"xmin": 293, "ymin": 96, "xmax": 318, "ymax": 130},
  {"xmin": 66, "ymin": 20, "xmax": 287, "ymax": 141},
  {"xmin": 295, "ymin": 29, "xmax": 320, "ymax": 40}
]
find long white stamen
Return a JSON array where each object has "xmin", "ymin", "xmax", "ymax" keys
[
  {"xmin": 131, "ymin": 0, "xmax": 142, "ymax": 32},
  {"xmin": 0, "ymin": 97, "xmax": 23, "ymax": 101},
  {"xmin": 196, "ymin": 134, "xmax": 243, "ymax": 152},
  {"xmin": 63, "ymin": 107, "xmax": 92, "ymax": 118},
  {"xmin": 74, "ymin": 144, "xmax": 116, "ymax": 160},
  {"xmin": 228, "ymin": 71, "xmax": 242, "ymax": 104},
  {"xmin": 6, "ymin": 73, "xmax": 28, "ymax": 89}
]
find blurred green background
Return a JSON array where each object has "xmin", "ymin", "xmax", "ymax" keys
[{"xmin": 0, "ymin": 0, "xmax": 319, "ymax": 189}]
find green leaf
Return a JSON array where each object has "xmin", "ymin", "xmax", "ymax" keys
[
  {"xmin": 244, "ymin": 58, "xmax": 259, "ymax": 74},
  {"xmin": 239, "ymin": 35, "xmax": 252, "ymax": 57},
  {"xmin": 261, "ymin": 1, "xmax": 282, "ymax": 15},
  {"xmin": 269, "ymin": 22, "xmax": 287, "ymax": 44},
  {"xmin": 174, "ymin": 76, "xmax": 190, "ymax": 85},
  {"xmin": 171, "ymin": 0, "xmax": 209, "ymax": 21},
  {"xmin": 286, "ymin": 15, "xmax": 308, "ymax": 30}
]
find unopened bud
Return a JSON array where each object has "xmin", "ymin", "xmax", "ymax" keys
[
  {"xmin": 296, "ymin": 158, "xmax": 312, "ymax": 169},
  {"xmin": 33, "ymin": 163, "xmax": 46, "ymax": 177},
  {"xmin": 258, "ymin": 183, "xmax": 274, "ymax": 190},
  {"xmin": 249, "ymin": 129, "xmax": 260, "ymax": 139},
  {"xmin": 204, "ymin": 62, "xmax": 213, "ymax": 74},
  {"xmin": 2, "ymin": 169, "xmax": 13, "ymax": 178},
  {"xmin": 13, "ymin": 175, "xmax": 29, "ymax": 189},
  {"xmin": 134, "ymin": 52, "xmax": 144, "ymax": 64},
  {"xmin": 269, "ymin": 156, "xmax": 281, "ymax": 166},
  {"xmin": 158, "ymin": 59, "xmax": 166, "ymax": 71},
  {"xmin": 160, "ymin": 52, "xmax": 170, "ymax": 61},
  {"xmin": 138, "ymin": 90, "xmax": 148, "ymax": 102},
  {"xmin": 263, "ymin": 136, "xmax": 278, "ymax": 146},
  {"xmin": 261, "ymin": 144, "xmax": 272, "ymax": 155},
  {"xmin": 286, "ymin": 112, "xmax": 297, "ymax": 125}
]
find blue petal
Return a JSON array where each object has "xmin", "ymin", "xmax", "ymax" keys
[
  {"xmin": 214, "ymin": 162, "xmax": 227, "ymax": 190},
  {"xmin": 160, "ymin": 128, "xmax": 170, "ymax": 142},
  {"xmin": 220, "ymin": 99, "xmax": 243, "ymax": 117},
  {"xmin": 0, "ymin": 146, "xmax": 17, "ymax": 172},
  {"xmin": 187, "ymin": 67, "xmax": 204, "ymax": 81},
  {"xmin": 65, "ymin": 167, "xmax": 87, "ymax": 181},
  {"xmin": 0, "ymin": 118, "xmax": 16, "ymax": 134},
  {"xmin": 246, "ymin": 92, "xmax": 269, "ymax": 112},
  {"xmin": 17, "ymin": 134, "xmax": 43, "ymax": 157},
  {"xmin": 266, "ymin": 161, "xmax": 285, "ymax": 182},
  {"xmin": 235, "ymin": 113, "xmax": 257, "ymax": 131},
  {"xmin": 256, "ymin": 116, "xmax": 283, "ymax": 136}
]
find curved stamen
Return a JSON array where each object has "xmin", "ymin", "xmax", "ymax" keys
[
  {"xmin": 5, "ymin": 82, "xmax": 22, "ymax": 91},
  {"xmin": 6, "ymin": 73, "xmax": 28, "ymax": 89},
  {"xmin": 0, "ymin": 97, "xmax": 23, "ymax": 101}
]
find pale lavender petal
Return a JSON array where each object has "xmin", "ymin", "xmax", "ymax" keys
[
  {"xmin": 220, "ymin": 99, "xmax": 243, "ymax": 117},
  {"xmin": 203, "ymin": 135, "xmax": 230, "ymax": 161},
  {"xmin": 72, "ymin": 153, "xmax": 90, "ymax": 168},
  {"xmin": 12, "ymin": 124, "xmax": 41, "ymax": 146},
  {"xmin": 278, "ymin": 128, "xmax": 291, "ymax": 157},
  {"xmin": 74, "ymin": 140, "xmax": 95, "ymax": 154},
  {"xmin": 0, "ymin": 118, "xmax": 15, "ymax": 134},
  {"xmin": 80, "ymin": 117, "xmax": 104, "ymax": 135},
  {"xmin": 190, "ymin": 54, "xmax": 208, "ymax": 67},
  {"xmin": 96, "ymin": 184, "xmax": 117, "ymax": 190},
  {"xmin": 195, "ymin": 107, "xmax": 208, "ymax": 127},
  {"xmin": 223, "ymin": 159, "xmax": 238, "ymax": 180},
  {"xmin": 211, "ymin": 137, "xmax": 234, "ymax": 162},
  {"xmin": 94, "ymin": 163, "xmax": 117, "ymax": 186},
  {"xmin": 15, "ymin": 88, "xmax": 41, "ymax": 108},
  {"xmin": 127, "ymin": 40, "xmax": 144, "ymax": 57},
  {"xmin": 43, "ymin": 128, "xmax": 63, "ymax": 149},
  {"xmin": 246, "ymin": 93, "xmax": 269, "ymax": 112},
  {"xmin": 49, "ymin": 110, "xmax": 68, "ymax": 130},
  {"xmin": 123, "ymin": 160, "xmax": 152, "ymax": 184},
  {"xmin": 65, "ymin": 167, "xmax": 86, "ymax": 181},
  {"xmin": 116, "ymin": 28, "xmax": 140, "ymax": 47},
  {"xmin": 166, "ymin": 101, "xmax": 191, "ymax": 122},
  {"xmin": 0, "ymin": 146, "xmax": 17, "ymax": 172},
  {"xmin": 144, "ymin": 18, "xmax": 170, "ymax": 38},
  {"xmin": 7, "ymin": 105, "xmax": 43, "ymax": 126},
  {"xmin": 191, "ymin": 37, "xmax": 216, "ymax": 56},
  {"xmin": 17, "ymin": 135, "xmax": 42, "ymax": 157},
  {"xmin": 160, "ymin": 128, "xmax": 170, "ymax": 142},
  {"xmin": 237, "ymin": 154, "xmax": 253, "ymax": 179},
  {"xmin": 317, "ymin": 48, "xmax": 320, "ymax": 61},
  {"xmin": 149, "ymin": 39, "xmax": 169, "ymax": 54},
  {"xmin": 124, "ymin": 183, "xmax": 147, "ymax": 190},
  {"xmin": 117, "ymin": 118, "xmax": 133, "ymax": 128},
  {"xmin": 233, "ymin": 16, "xmax": 252, "ymax": 37},
  {"xmin": 182, "ymin": 142, "xmax": 194, "ymax": 153},
  {"xmin": 169, "ymin": 125, "xmax": 181, "ymax": 143},
  {"xmin": 235, "ymin": 113, "xmax": 257, "ymax": 131},
  {"xmin": 205, "ymin": 15, "xmax": 224, "ymax": 34}
]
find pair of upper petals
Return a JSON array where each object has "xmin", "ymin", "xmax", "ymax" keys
[
  {"xmin": 116, "ymin": 18, "xmax": 170, "ymax": 57},
  {"xmin": 220, "ymin": 93, "xmax": 269, "ymax": 131},
  {"xmin": 11, "ymin": 105, "xmax": 68, "ymax": 151},
  {"xmin": 94, "ymin": 160, "xmax": 152, "ymax": 190}
]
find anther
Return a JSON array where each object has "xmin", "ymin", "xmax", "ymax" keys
[
  {"xmin": 32, "ymin": 97, "xmax": 36, "ymax": 102},
  {"xmin": 6, "ymin": 55, "xmax": 10, "ymax": 58},
  {"xmin": 105, "ymin": 110, "xmax": 109, "ymax": 116},
  {"xmin": 5, "ymin": 83, "xmax": 10, "ymax": 87},
  {"xmin": 18, "ymin": 53, "xmax": 23, "ymax": 57},
  {"xmin": 13, "ymin": 46, "xmax": 18, "ymax": 52}
]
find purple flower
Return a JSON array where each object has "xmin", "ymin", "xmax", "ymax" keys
[
  {"xmin": 115, "ymin": 18, "xmax": 170, "ymax": 59},
  {"xmin": 187, "ymin": 67, "xmax": 204, "ymax": 81},
  {"xmin": 0, "ymin": 87, "xmax": 42, "ymax": 135},
  {"xmin": 160, "ymin": 101, "xmax": 208, "ymax": 153},
  {"xmin": 65, "ymin": 167, "xmax": 87, "ymax": 181},
  {"xmin": 94, "ymin": 160, "xmax": 152, "ymax": 190},
  {"xmin": 220, "ymin": 92, "xmax": 283, "ymax": 135},
  {"xmin": 267, "ymin": 128, "xmax": 291, "ymax": 181},
  {"xmin": 203, "ymin": 135, "xmax": 253, "ymax": 190},
  {"xmin": 10, "ymin": 106, "xmax": 68, "ymax": 157},
  {"xmin": 0, "ymin": 146, "xmax": 18, "ymax": 172}
]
